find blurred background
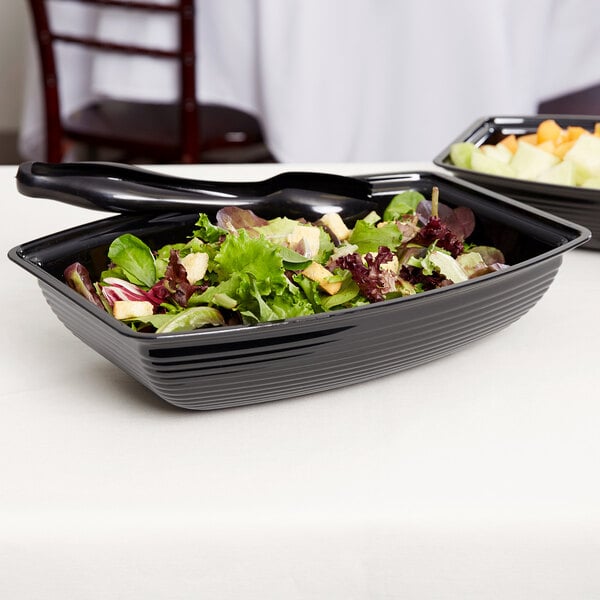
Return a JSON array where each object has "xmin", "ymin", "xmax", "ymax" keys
[
  {"xmin": 0, "ymin": 3, "xmax": 28, "ymax": 164},
  {"xmin": 2, "ymin": 1, "xmax": 599, "ymax": 166}
]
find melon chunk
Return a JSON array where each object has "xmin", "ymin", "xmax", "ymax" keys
[
  {"xmin": 511, "ymin": 140, "xmax": 560, "ymax": 180},
  {"xmin": 481, "ymin": 143, "xmax": 513, "ymax": 164},
  {"xmin": 449, "ymin": 142, "xmax": 476, "ymax": 169},
  {"xmin": 537, "ymin": 160, "xmax": 576, "ymax": 186},
  {"xmin": 537, "ymin": 119, "xmax": 563, "ymax": 144},
  {"xmin": 470, "ymin": 149, "xmax": 515, "ymax": 177},
  {"xmin": 563, "ymin": 134, "xmax": 600, "ymax": 182}
]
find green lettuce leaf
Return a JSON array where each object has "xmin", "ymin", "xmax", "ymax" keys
[
  {"xmin": 107, "ymin": 233, "xmax": 156, "ymax": 288},
  {"xmin": 193, "ymin": 213, "xmax": 227, "ymax": 243},
  {"xmin": 213, "ymin": 229, "xmax": 289, "ymax": 296},
  {"xmin": 348, "ymin": 220, "xmax": 403, "ymax": 254},
  {"xmin": 131, "ymin": 307, "xmax": 225, "ymax": 332},
  {"xmin": 383, "ymin": 191, "xmax": 425, "ymax": 220}
]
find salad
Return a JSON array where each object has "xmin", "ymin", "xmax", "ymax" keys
[{"xmin": 64, "ymin": 188, "xmax": 508, "ymax": 333}]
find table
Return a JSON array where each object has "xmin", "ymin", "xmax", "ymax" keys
[
  {"xmin": 1, "ymin": 162, "xmax": 600, "ymax": 599},
  {"xmin": 19, "ymin": 0, "xmax": 600, "ymax": 163}
]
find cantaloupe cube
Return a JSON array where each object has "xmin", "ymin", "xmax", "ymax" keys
[
  {"xmin": 555, "ymin": 130, "xmax": 569, "ymax": 145},
  {"xmin": 567, "ymin": 126, "xmax": 588, "ymax": 141},
  {"xmin": 554, "ymin": 140, "xmax": 575, "ymax": 159},
  {"xmin": 537, "ymin": 119, "xmax": 563, "ymax": 144},
  {"xmin": 594, "ymin": 123, "xmax": 600, "ymax": 137},
  {"xmin": 537, "ymin": 140, "xmax": 556, "ymax": 154},
  {"xmin": 519, "ymin": 133, "xmax": 538, "ymax": 146},
  {"xmin": 499, "ymin": 134, "xmax": 518, "ymax": 154}
]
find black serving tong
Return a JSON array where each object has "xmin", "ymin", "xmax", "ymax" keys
[{"xmin": 16, "ymin": 161, "xmax": 379, "ymax": 222}]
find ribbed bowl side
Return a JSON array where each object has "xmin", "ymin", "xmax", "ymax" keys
[{"xmin": 39, "ymin": 255, "xmax": 562, "ymax": 410}]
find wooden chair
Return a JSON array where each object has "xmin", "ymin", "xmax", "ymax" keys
[{"xmin": 26, "ymin": 0, "xmax": 273, "ymax": 163}]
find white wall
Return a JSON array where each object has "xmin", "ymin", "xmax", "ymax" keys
[{"xmin": 0, "ymin": 2, "xmax": 29, "ymax": 131}]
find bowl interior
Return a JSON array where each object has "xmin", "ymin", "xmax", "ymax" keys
[{"xmin": 9, "ymin": 170, "xmax": 590, "ymax": 318}]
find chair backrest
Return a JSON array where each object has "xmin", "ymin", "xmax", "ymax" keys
[{"xmin": 26, "ymin": 0, "xmax": 199, "ymax": 162}]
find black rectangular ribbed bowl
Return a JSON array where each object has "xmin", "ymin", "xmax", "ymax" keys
[
  {"xmin": 433, "ymin": 115, "xmax": 600, "ymax": 250},
  {"xmin": 8, "ymin": 171, "xmax": 590, "ymax": 410}
]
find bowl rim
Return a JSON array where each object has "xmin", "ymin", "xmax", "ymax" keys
[{"xmin": 8, "ymin": 169, "xmax": 591, "ymax": 341}]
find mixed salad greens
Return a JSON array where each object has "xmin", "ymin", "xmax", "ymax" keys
[{"xmin": 64, "ymin": 188, "xmax": 508, "ymax": 333}]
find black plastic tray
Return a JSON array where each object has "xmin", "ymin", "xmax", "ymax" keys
[
  {"xmin": 8, "ymin": 170, "xmax": 590, "ymax": 410},
  {"xmin": 433, "ymin": 115, "xmax": 600, "ymax": 250}
]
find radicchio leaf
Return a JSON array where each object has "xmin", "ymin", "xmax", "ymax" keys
[
  {"xmin": 416, "ymin": 201, "xmax": 475, "ymax": 241},
  {"xmin": 64, "ymin": 262, "xmax": 105, "ymax": 309},
  {"xmin": 216, "ymin": 207, "xmax": 269, "ymax": 234},
  {"xmin": 159, "ymin": 249, "xmax": 199, "ymax": 307},
  {"xmin": 399, "ymin": 264, "xmax": 452, "ymax": 291},
  {"xmin": 101, "ymin": 277, "xmax": 155, "ymax": 306},
  {"xmin": 335, "ymin": 246, "xmax": 396, "ymax": 302},
  {"xmin": 445, "ymin": 206, "xmax": 476, "ymax": 240},
  {"xmin": 412, "ymin": 216, "xmax": 464, "ymax": 257}
]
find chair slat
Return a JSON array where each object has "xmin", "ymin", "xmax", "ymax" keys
[
  {"xmin": 50, "ymin": 0, "xmax": 179, "ymax": 12},
  {"xmin": 53, "ymin": 34, "xmax": 181, "ymax": 58}
]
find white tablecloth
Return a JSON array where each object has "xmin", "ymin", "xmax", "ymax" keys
[
  {"xmin": 1, "ymin": 161, "xmax": 600, "ymax": 599},
  {"xmin": 19, "ymin": 0, "xmax": 600, "ymax": 162}
]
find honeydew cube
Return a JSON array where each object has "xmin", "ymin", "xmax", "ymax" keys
[
  {"xmin": 510, "ymin": 140, "xmax": 560, "ymax": 180},
  {"xmin": 567, "ymin": 126, "xmax": 588, "ymax": 141},
  {"xmin": 499, "ymin": 134, "xmax": 518, "ymax": 154},
  {"xmin": 481, "ymin": 143, "xmax": 513, "ymax": 164},
  {"xmin": 449, "ymin": 142, "xmax": 476, "ymax": 169},
  {"xmin": 519, "ymin": 133, "xmax": 538, "ymax": 146},
  {"xmin": 470, "ymin": 148, "xmax": 516, "ymax": 177},
  {"xmin": 554, "ymin": 140, "xmax": 575, "ymax": 159},
  {"xmin": 563, "ymin": 133, "xmax": 600, "ymax": 181},
  {"xmin": 112, "ymin": 300, "xmax": 154, "ymax": 320},
  {"xmin": 302, "ymin": 261, "xmax": 342, "ymax": 295},
  {"xmin": 320, "ymin": 212, "xmax": 351, "ymax": 240},
  {"xmin": 582, "ymin": 176, "xmax": 600, "ymax": 189},
  {"xmin": 536, "ymin": 160, "xmax": 577, "ymax": 186},
  {"xmin": 181, "ymin": 252, "xmax": 209, "ymax": 284}
]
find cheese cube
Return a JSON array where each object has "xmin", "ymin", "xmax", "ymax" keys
[
  {"xmin": 302, "ymin": 261, "xmax": 342, "ymax": 295},
  {"xmin": 112, "ymin": 300, "xmax": 154, "ymax": 320},
  {"xmin": 181, "ymin": 252, "xmax": 209, "ymax": 284},
  {"xmin": 320, "ymin": 212, "xmax": 351, "ymax": 241},
  {"xmin": 287, "ymin": 225, "xmax": 321, "ymax": 258}
]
